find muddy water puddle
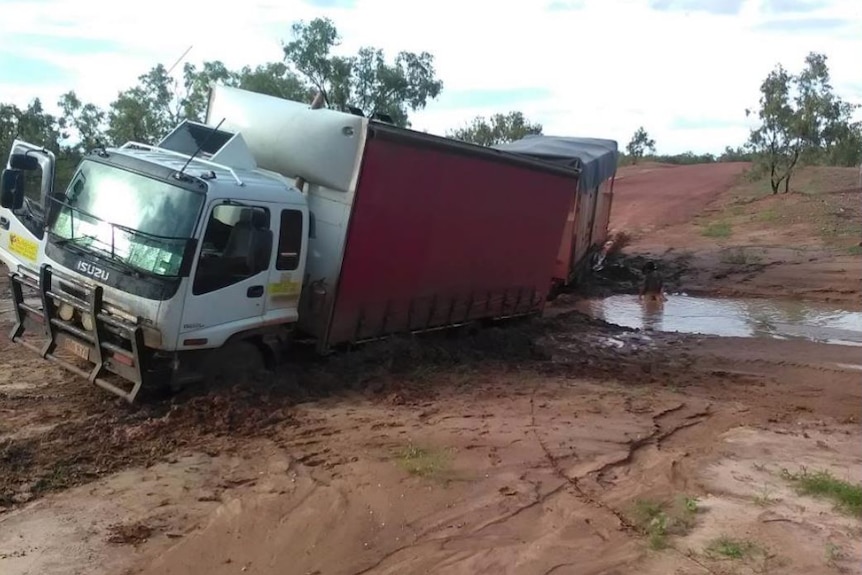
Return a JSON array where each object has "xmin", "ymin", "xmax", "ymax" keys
[{"xmin": 569, "ymin": 294, "xmax": 862, "ymax": 346}]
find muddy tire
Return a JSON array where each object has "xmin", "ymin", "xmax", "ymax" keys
[
  {"xmin": 202, "ymin": 340, "xmax": 269, "ymax": 387},
  {"xmin": 546, "ymin": 279, "xmax": 564, "ymax": 302}
]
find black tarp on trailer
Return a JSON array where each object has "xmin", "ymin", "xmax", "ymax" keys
[{"xmin": 493, "ymin": 135, "xmax": 619, "ymax": 192}]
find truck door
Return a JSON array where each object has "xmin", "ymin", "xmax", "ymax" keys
[
  {"xmin": 180, "ymin": 202, "xmax": 274, "ymax": 344},
  {"xmin": 0, "ymin": 141, "xmax": 55, "ymax": 273},
  {"xmin": 264, "ymin": 207, "xmax": 306, "ymax": 318}
]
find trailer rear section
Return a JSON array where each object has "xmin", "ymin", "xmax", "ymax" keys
[
  {"xmin": 493, "ymin": 136, "xmax": 618, "ymax": 286},
  {"xmin": 320, "ymin": 126, "xmax": 577, "ymax": 347}
]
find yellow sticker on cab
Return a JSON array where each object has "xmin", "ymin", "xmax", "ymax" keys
[
  {"xmin": 9, "ymin": 233, "xmax": 38, "ymax": 262},
  {"xmin": 268, "ymin": 278, "xmax": 301, "ymax": 297}
]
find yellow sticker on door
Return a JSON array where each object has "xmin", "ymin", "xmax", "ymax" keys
[
  {"xmin": 9, "ymin": 233, "xmax": 38, "ymax": 262},
  {"xmin": 268, "ymin": 278, "xmax": 301, "ymax": 299}
]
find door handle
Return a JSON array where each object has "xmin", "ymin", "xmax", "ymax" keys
[
  {"xmin": 246, "ymin": 285, "xmax": 264, "ymax": 298},
  {"xmin": 0, "ymin": 217, "xmax": 9, "ymax": 230}
]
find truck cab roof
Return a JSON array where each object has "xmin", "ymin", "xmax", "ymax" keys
[{"xmin": 98, "ymin": 139, "xmax": 305, "ymax": 207}]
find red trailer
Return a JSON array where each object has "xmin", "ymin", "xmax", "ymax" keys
[
  {"xmin": 318, "ymin": 126, "xmax": 579, "ymax": 346},
  {"xmin": 493, "ymin": 136, "xmax": 619, "ymax": 287},
  {"xmin": 207, "ymin": 85, "xmax": 579, "ymax": 352}
]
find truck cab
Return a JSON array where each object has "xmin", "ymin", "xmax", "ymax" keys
[{"xmin": 2, "ymin": 121, "xmax": 309, "ymax": 402}]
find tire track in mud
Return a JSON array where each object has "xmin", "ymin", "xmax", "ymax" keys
[
  {"xmin": 528, "ymin": 386, "xmax": 720, "ymax": 574},
  {"xmin": 590, "ymin": 404, "xmax": 714, "ymax": 483}
]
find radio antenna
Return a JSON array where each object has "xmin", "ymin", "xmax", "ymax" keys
[
  {"xmin": 178, "ymin": 118, "xmax": 226, "ymax": 176},
  {"xmin": 167, "ymin": 45, "xmax": 193, "ymax": 75}
]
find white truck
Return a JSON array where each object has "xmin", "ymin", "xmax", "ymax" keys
[{"xmin": 0, "ymin": 86, "xmax": 577, "ymax": 403}]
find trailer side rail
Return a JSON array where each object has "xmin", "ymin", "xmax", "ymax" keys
[{"xmin": 346, "ymin": 286, "xmax": 540, "ymax": 345}]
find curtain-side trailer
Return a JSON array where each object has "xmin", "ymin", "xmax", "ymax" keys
[{"xmin": 207, "ymin": 86, "xmax": 580, "ymax": 351}]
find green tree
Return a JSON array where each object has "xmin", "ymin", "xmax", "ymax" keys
[
  {"xmin": 746, "ymin": 64, "xmax": 796, "ymax": 193},
  {"xmin": 55, "ymin": 92, "xmax": 106, "ymax": 188},
  {"xmin": 282, "ymin": 17, "xmax": 443, "ymax": 127},
  {"xmin": 0, "ymin": 99, "xmax": 68, "ymax": 199},
  {"xmin": 123, "ymin": 60, "xmax": 313, "ymax": 132},
  {"xmin": 795, "ymin": 53, "xmax": 861, "ymax": 167},
  {"xmin": 626, "ymin": 126, "xmax": 656, "ymax": 164},
  {"xmin": 719, "ymin": 145, "xmax": 754, "ymax": 162},
  {"xmin": 107, "ymin": 64, "xmax": 181, "ymax": 145},
  {"xmin": 447, "ymin": 111, "xmax": 543, "ymax": 146},
  {"xmin": 236, "ymin": 62, "xmax": 312, "ymax": 102},
  {"xmin": 0, "ymin": 99, "xmax": 62, "ymax": 158},
  {"xmin": 57, "ymin": 91, "xmax": 106, "ymax": 154},
  {"xmin": 182, "ymin": 60, "xmax": 239, "ymax": 122},
  {"xmin": 747, "ymin": 52, "xmax": 862, "ymax": 194}
]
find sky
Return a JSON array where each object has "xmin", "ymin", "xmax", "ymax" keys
[{"xmin": 0, "ymin": 0, "xmax": 860, "ymax": 154}]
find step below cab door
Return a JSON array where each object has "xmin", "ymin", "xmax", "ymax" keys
[
  {"xmin": 0, "ymin": 141, "xmax": 55, "ymax": 273},
  {"xmin": 179, "ymin": 201, "xmax": 275, "ymax": 347}
]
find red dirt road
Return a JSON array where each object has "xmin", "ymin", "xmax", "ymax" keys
[{"xmin": 611, "ymin": 162, "xmax": 749, "ymax": 232}]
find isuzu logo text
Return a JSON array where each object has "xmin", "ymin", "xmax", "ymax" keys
[{"xmin": 76, "ymin": 260, "xmax": 110, "ymax": 282}]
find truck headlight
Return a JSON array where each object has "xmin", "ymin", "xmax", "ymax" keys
[{"xmin": 58, "ymin": 302, "xmax": 75, "ymax": 321}]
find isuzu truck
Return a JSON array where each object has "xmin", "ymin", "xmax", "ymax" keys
[{"xmin": 0, "ymin": 86, "xmax": 578, "ymax": 402}]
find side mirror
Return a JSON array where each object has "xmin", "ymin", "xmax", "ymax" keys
[
  {"xmin": 250, "ymin": 229, "xmax": 273, "ymax": 274},
  {"xmin": 9, "ymin": 153, "xmax": 40, "ymax": 171},
  {"xmin": 0, "ymin": 169, "xmax": 25, "ymax": 210}
]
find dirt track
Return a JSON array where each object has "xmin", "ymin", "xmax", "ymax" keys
[
  {"xmin": 611, "ymin": 162, "xmax": 750, "ymax": 232},
  {"xmin": 1, "ymin": 162, "xmax": 861, "ymax": 575}
]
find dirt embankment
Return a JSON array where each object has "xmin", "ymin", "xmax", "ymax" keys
[
  {"xmin": 609, "ymin": 162, "xmax": 862, "ymax": 305},
  {"xmin": 1, "ymin": 162, "xmax": 861, "ymax": 575}
]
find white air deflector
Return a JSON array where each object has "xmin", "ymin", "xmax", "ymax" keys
[
  {"xmin": 158, "ymin": 120, "xmax": 257, "ymax": 171},
  {"xmin": 205, "ymin": 85, "xmax": 368, "ymax": 193}
]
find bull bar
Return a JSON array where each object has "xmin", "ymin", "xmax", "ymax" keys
[{"xmin": 8, "ymin": 263, "xmax": 148, "ymax": 402}]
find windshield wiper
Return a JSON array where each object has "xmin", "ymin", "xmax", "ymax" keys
[
  {"xmin": 54, "ymin": 234, "xmax": 99, "ymax": 247},
  {"xmin": 97, "ymin": 253, "xmax": 149, "ymax": 279}
]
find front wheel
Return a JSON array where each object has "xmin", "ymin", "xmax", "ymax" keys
[{"xmin": 202, "ymin": 340, "xmax": 269, "ymax": 387}]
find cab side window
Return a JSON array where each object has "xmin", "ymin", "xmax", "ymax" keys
[
  {"xmin": 14, "ymin": 168, "xmax": 47, "ymax": 239},
  {"xmin": 21, "ymin": 169, "xmax": 42, "ymax": 203},
  {"xmin": 193, "ymin": 204, "xmax": 272, "ymax": 295},
  {"xmin": 276, "ymin": 209, "xmax": 304, "ymax": 271}
]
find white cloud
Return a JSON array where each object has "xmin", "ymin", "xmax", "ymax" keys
[{"xmin": 1, "ymin": 0, "xmax": 860, "ymax": 154}]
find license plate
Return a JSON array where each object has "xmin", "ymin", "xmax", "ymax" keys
[{"xmin": 63, "ymin": 338, "xmax": 90, "ymax": 361}]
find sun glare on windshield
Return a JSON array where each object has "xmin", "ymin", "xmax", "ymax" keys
[{"xmin": 49, "ymin": 161, "xmax": 204, "ymax": 276}]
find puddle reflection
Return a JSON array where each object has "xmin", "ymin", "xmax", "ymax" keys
[{"xmin": 571, "ymin": 294, "xmax": 862, "ymax": 346}]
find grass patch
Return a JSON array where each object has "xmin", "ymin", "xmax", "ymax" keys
[
  {"xmin": 753, "ymin": 483, "xmax": 778, "ymax": 507},
  {"xmin": 755, "ymin": 207, "xmax": 780, "ymax": 223},
  {"xmin": 394, "ymin": 444, "xmax": 452, "ymax": 480},
  {"xmin": 706, "ymin": 536, "xmax": 760, "ymax": 560},
  {"xmin": 701, "ymin": 221, "xmax": 732, "ymax": 238},
  {"xmin": 781, "ymin": 468, "xmax": 862, "ymax": 517},
  {"xmin": 720, "ymin": 248, "xmax": 762, "ymax": 266},
  {"xmin": 847, "ymin": 245, "xmax": 862, "ymax": 256},
  {"xmin": 825, "ymin": 542, "xmax": 846, "ymax": 567},
  {"xmin": 630, "ymin": 496, "xmax": 700, "ymax": 550}
]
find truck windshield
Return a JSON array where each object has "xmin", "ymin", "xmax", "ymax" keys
[{"xmin": 48, "ymin": 160, "xmax": 204, "ymax": 277}]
